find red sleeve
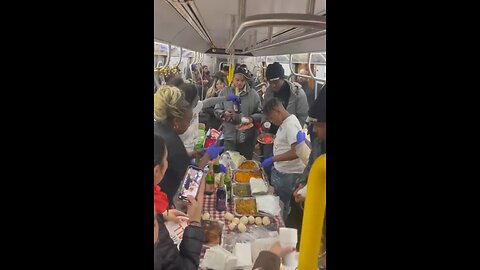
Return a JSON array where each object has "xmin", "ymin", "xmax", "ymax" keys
[{"xmin": 154, "ymin": 185, "xmax": 169, "ymax": 214}]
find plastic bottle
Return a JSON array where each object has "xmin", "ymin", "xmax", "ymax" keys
[
  {"xmin": 224, "ymin": 165, "xmax": 232, "ymax": 202},
  {"xmin": 205, "ymin": 161, "xmax": 215, "ymax": 195},
  {"xmin": 215, "ymin": 175, "xmax": 227, "ymax": 212},
  {"xmin": 213, "ymin": 157, "xmax": 220, "ymax": 173}
]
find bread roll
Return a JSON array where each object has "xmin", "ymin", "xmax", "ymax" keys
[
  {"xmin": 232, "ymin": 217, "xmax": 240, "ymax": 225},
  {"xmin": 228, "ymin": 222, "xmax": 237, "ymax": 231},
  {"xmin": 240, "ymin": 216, "xmax": 249, "ymax": 225},
  {"xmin": 262, "ymin": 217, "xmax": 270, "ymax": 225},
  {"xmin": 238, "ymin": 222, "xmax": 247, "ymax": 233},
  {"xmin": 225, "ymin": 212, "xmax": 234, "ymax": 221}
]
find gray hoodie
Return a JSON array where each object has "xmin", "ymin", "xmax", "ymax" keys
[
  {"xmin": 214, "ymin": 84, "xmax": 263, "ymax": 142},
  {"xmin": 263, "ymin": 80, "xmax": 309, "ymax": 127}
]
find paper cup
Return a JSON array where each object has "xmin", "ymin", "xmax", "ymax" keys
[
  {"xmin": 279, "ymin": 228, "xmax": 297, "ymax": 244},
  {"xmin": 279, "ymin": 228, "xmax": 298, "ymax": 266}
]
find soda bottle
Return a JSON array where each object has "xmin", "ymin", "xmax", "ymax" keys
[
  {"xmin": 213, "ymin": 157, "xmax": 220, "ymax": 173},
  {"xmin": 224, "ymin": 165, "xmax": 232, "ymax": 202},
  {"xmin": 205, "ymin": 161, "xmax": 215, "ymax": 195},
  {"xmin": 215, "ymin": 174, "xmax": 227, "ymax": 212}
]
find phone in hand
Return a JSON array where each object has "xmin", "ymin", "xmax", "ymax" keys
[{"xmin": 178, "ymin": 165, "xmax": 204, "ymax": 202}]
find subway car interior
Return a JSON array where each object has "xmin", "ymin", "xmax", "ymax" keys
[{"xmin": 154, "ymin": 0, "xmax": 326, "ymax": 269}]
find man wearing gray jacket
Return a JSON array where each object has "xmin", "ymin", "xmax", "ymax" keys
[
  {"xmin": 214, "ymin": 66, "xmax": 263, "ymax": 159},
  {"xmin": 263, "ymin": 62, "xmax": 309, "ymax": 132}
]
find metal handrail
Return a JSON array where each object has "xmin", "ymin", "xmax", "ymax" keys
[
  {"xmin": 218, "ymin": 62, "xmax": 226, "ymax": 72},
  {"xmin": 289, "ymin": 54, "xmax": 313, "ymax": 80},
  {"xmin": 308, "ymin": 53, "xmax": 326, "ymax": 82},
  {"xmin": 242, "ymin": 29, "xmax": 325, "ymax": 54},
  {"xmin": 193, "ymin": 51, "xmax": 199, "ymax": 64},
  {"xmin": 161, "ymin": 43, "xmax": 171, "ymax": 68},
  {"xmin": 289, "ymin": 53, "xmax": 326, "ymax": 83},
  {"xmin": 226, "ymin": 13, "xmax": 326, "ymax": 52},
  {"xmin": 173, "ymin": 47, "xmax": 183, "ymax": 67},
  {"xmin": 189, "ymin": 52, "xmax": 197, "ymax": 80}
]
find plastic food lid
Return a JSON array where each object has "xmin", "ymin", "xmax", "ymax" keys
[{"xmin": 263, "ymin": 122, "xmax": 271, "ymax": 129}]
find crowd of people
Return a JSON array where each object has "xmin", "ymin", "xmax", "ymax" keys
[{"xmin": 154, "ymin": 61, "xmax": 326, "ymax": 270}]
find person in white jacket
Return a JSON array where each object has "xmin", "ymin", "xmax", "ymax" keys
[{"xmin": 177, "ymin": 81, "xmax": 240, "ymax": 153}]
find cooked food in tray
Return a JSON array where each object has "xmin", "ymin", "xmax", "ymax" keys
[
  {"xmin": 235, "ymin": 170, "xmax": 263, "ymax": 183},
  {"xmin": 238, "ymin": 160, "xmax": 259, "ymax": 170},
  {"xmin": 232, "ymin": 183, "xmax": 252, "ymax": 197},
  {"xmin": 234, "ymin": 198, "xmax": 257, "ymax": 216}
]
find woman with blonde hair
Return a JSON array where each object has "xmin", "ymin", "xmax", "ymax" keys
[{"xmin": 154, "ymin": 85, "xmax": 224, "ymax": 205}]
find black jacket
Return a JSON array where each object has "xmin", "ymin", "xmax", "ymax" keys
[
  {"xmin": 154, "ymin": 121, "xmax": 190, "ymax": 204},
  {"xmin": 204, "ymin": 90, "xmax": 223, "ymax": 130},
  {"xmin": 154, "ymin": 215, "xmax": 204, "ymax": 270}
]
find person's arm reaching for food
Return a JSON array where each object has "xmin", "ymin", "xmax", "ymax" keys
[
  {"xmin": 196, "ymin": 145, "xmax": 224, "ymax": 169},
  {"xmin": 202, "ymin": 94, "xmax": 239, "ymax": 108}
]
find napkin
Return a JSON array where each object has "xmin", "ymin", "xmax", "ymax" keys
[
  {"xmin": 233, "ymin": 242, "xmax": 253, "ymax": 268},
  {"xmin": 249, "ymin": 177, "xmax": 268, "ymax": 195},
  {"xmin": 255, "ymin": 195, "xmax": 281, "ymax": 216},
  {"xmin": 201, "ymin": 245, "xmax": 238, "ymax": 270}
]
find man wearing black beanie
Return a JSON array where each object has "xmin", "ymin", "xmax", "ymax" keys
[{"xmin": 264, "ymin": 62, "xmax": 309, "ymax": 131}]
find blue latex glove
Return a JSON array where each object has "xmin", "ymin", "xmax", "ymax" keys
[
  {"xmin": 206, "ymin": 146, "xmax": 225, "ymax": 160},
  {"xmin": 296, "ymin": 130, "xmax": 306, "ymax": 144},
  {"xmin": 261, "ymin": 156, "xmax": 274, "ymax": 168},
  {"xmin": 219, "ymin": 164, "xmax": 227, "ymax": 173},
  {"xmin": 226, "ymin": 93, "xmax": 240, "ymax": 103}
]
